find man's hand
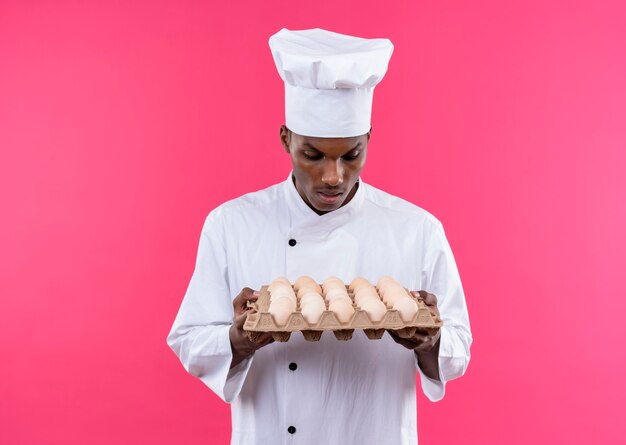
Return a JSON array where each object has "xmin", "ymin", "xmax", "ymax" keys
[
  {"xmin": 229, "ymin": 287, "xmax": 274, "ymax": 369},
  {"xmin": 388, "ymin": 290, "xmax": 442, "ymax": 380}
]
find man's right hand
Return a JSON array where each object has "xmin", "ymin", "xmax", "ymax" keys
[{"xmin": 229, "ymin": 287, "xmax": 274, "ymax": 369}]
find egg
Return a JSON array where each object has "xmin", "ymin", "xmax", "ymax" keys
[
  {"xmin": 384, "ymin": 288, "xmax": 408, "ymax": 306},
  {"xmin": 301, "ymin": 300, "xmax": 326, "ymax": 325},
  {"xmin": 324, "ymin": 286, "xmax": 347, "ymax": 295},
  {"xmin": 268, "ymin": 277, "xmax": 292, "ymax": 291},
  {"xmin": 329, "ymin": 298, "xmax": 355, "ymax": 323},
  {"xmin": 300, "ymin": 292, "xmax": 325, "ymax": 307},
  {"xmin": 270, "ymin": 285, "xmax": 296, "ymax": 303},
  {"xmin": 268, "ymin": 297, "xmax": 296, "ymax": 326},
  {"xmin": 294, "ymin": 276, "xmax": 321, "ymax": 293},
  {"xmin": 328, "ymin": 296, "xmax": 352, "ymax": 307},
  {"xmin": 349, "ymin": 277, "xmax": 371, "ymax": 292},
  {"xmin": 270, "ymin": 282, "xmax": 294, "ymax": 293},
  {"xmin": 354, "ymin": 287, "xmax": 379, "ymax": 305},
  {"xmin": 323, "ymin": 276, "xmax": 344, "ymax": 287},
  {"xmin": 378, "ymin": 279, "xmax": 398, "ymax": 290},
  {"xmin": 361, "ymin": 299, "xmax": 387, "ymax": 322},
  {"xmin": 356, "ymin": 293, "xmax": 381, "ymax": 308},
  {"xmin": 376, "ymin": 275, "xmax": 396, "ymax": 289},
  {"xmin": 323, "ymin": 286, "xmax": 346, "ymax": 299},
  {"xmin": 322, "ymin": 277, "xmax": 345, "ymax": 294},
  {"xmin": 324, "ymin": 287, "xmax": 350, "ymax": 302},
  {"xmin": 269, "ymin": 295, "xmax": 296, "ymax": 310},
  {"xmin": 353, "ymin": 282, "xmax": 375, "ymax": 294},
  {"xmin": 379, "ymin": 284, "xmax": 405, "ymax": 302},
  {"xmin": 392, "ymin": 297, "xmax": 418, "ymax": 322},
  {"xmin": 297, "ymin": 286, "xmax": 320, "ymax": 299}
]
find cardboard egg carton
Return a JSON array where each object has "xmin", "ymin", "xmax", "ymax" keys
[{"xmin": 244, "ymin": 285, "xmax": 442, "ymax": 342}]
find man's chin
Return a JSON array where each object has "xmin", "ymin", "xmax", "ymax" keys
[{"xmin": 310, "ymin": 197, "xmax": 344, "ymax": 214}]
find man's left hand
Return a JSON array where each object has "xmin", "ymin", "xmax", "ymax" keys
[{"xmin": 388, "ymin": 290, "xmax": 441, "ymax": 380}]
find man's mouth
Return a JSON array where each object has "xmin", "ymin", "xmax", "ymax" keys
[{"xmin": 317, "ymin": 190, "xmax": 343, "ymax": 204}]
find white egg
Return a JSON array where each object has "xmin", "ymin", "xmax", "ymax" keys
[
  {"xmin": 323, "ymin": 276, "xmax": 344, "ymax": 287},
  {"xmin": 299, "ymin": 292, "xmax": 325, "ymax": 307},
  {"xmin": 329, "ymin": 299, "xmax": 355, "ymax": 323},
  {"xmin": 328, "ymin": 296, "xmax": 352, "ymax": 307},
  {"xmin": 269, "ymin": 295, "xmax": 296, "ymax": 310},
  {"xmin": 268, "ymin": 297, "xmax": 296, "ymax": 326},
  {"xmin": 322, "ymin": 277, "xmax": 345, "ymax": 294},
  {"xmin": 294, "ymin": 276, "xmax": 321, "ymax": 293},
  {"xmin": 354, "ymin": 287, "xmax": 379, "ymax": 305},
  {"xmin": 270, "ymin": 286, "xmax": 296, "ymax": 303},
  {"xmin": 392, "ymin": 297, "xmax": 418, "ymax": 322},
  {"xmin": 323, "ymin": 284, "xmax": 345, "ymax": 296},
  {"xmin": 297, "ymin": 286, "xmax": 319, "ymax": 299},
  {"xmin": 324, "ymin": 287, "xmax": 350, "ymax": 302},
  {"xmin": 301, "ymin": 300, "xmax": 325, "ymax": 325},
  {"xmin": 361, "ymin": 299, "xmax": 387, "ymax": 322},
  {"xmin": 268, "ymin": 277, "xmax": 292, "ymax": 291},
  {"xmin": 384, "ymin": 288, "xmax": 408, "ymax": 306},
  {"xmin": 353, "ymin": 283, "xmax": 376, "ymax": 295},
  {"xmin": 349, "ymin": 277, "xmax": 371, "ymax": 292},
  {"xmin": 380, "ymin": 284, "xmax": 404, "ymax": 302},
  {"xmin": 376, "ymin": 275, "xmax": 396, "ymax": 289},
  {"xmin": 356, "ymin": 293, "xmax": 381, "ymax": 308}
]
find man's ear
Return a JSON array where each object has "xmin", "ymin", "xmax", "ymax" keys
[{"xmin": 280, "ymin": 125, "xmax": 291, "ymax": 153}]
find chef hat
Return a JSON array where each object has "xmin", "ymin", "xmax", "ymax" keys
[{"xmin": 269, "ymin": 28, "xmax": 394, "ymax": 138}]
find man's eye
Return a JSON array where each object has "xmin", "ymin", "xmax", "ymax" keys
[
  {"xmin": 303, "ymin": 152, "xmax": 323, "ymax": 160},
  {"xmin": 343, "ymin": 151, "xmax": 361, "ymax": 161}
]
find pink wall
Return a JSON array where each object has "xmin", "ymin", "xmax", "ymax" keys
[{"xmin": 1, "ymin": 1, "xmax": 625, "ymax": 444}]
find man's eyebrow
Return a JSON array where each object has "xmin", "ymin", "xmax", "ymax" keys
[
  {"xmin": 302, "ymin": 142, "xmax": 321, "ymax": 151},
  {"xmin": 301, "ymin": 142, "xmax": 362, "ymax": 152}
]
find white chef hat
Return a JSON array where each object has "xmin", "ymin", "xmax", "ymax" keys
[{"xmin": 269, "ymin": 28, "xmax": 394, "ymax": 138}]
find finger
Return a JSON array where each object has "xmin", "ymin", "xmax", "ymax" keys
[
  {"xmin": 233, "ymin": 288, "xmax": 260, "ymax": 314},
  {"xmin": 235, "ymin": 287, "xmax": 259, "ymax": 303},
  {"xmin": 233, "ymin": 312, "xmax": 248, "ymax": 329},
  {"xmin": 388, "ymin": 330, "xmax": 422, "ymax": 350},
  {"xmin": 411, "ymin": 330, "xmax": 438, "ymax": 349},
  {"xmin": 412, "ymin": 328, "xmax": 441, "ymax": 352},
  {"xmin": 413, "ymin": 291, "xmax": 440, "ymax": 319},
  {"xmin": 417, "ymin": 290, "xmax": 438, "ymax": 307},
  {"xmin": 245, "ymin": 288, "xmax": 260, "ymax": 301},
  {"xmin": 254, "ymin": 333, "xmax": 275, "ymax": 347},
  {"xmin": 244, "ymin": 330, "xmax": 274, "ymax": 349},
  {"xmin": 242, "ymin": 293, "xmax": 260, "ymax": 313},
  {"xmin": 413, "ymin": 327, "xmax": 433, "ymax": 337}
]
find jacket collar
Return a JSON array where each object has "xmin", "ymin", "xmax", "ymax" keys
[{"xmin": 283, "ymin": 172, "xmax": 365, "ymax": 228}]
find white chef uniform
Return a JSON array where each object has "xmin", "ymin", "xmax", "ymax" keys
[{"xmin": 167, "ymin": 173, "xmax": 472, "ymax": 445}]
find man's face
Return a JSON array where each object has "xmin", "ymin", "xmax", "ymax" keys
[{"xmin": 280, "ymin": 125, "xmax": 369, "ymax": 215}]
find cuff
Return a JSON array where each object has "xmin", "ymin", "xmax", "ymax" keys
[
  {"xmin": 202, "ymin": 324, "xmax": 255, "ymax": 404},
  {"xmin": 416, "ymin": 357, "xmax": 446, "ymax": 402},
  {"xmin": 415, "ymin": 327, "xmax": 448, "ymax": 402}
]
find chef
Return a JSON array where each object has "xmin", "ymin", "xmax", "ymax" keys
[{"xmin": 167, "ymin": 28, "xmax": 472, "ymax": 445}]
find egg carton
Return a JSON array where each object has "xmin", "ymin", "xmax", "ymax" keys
[{"xmin": 244, "ymin": 285, "xmax": 442, "ymax": 342}]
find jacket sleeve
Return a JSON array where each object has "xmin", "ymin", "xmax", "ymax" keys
[
  {"xmin": 167, "ymin": 211, "xmax": 254, "ymax": 403},
  {"xmin": 417, "ymin": 221, "xmax": 473, "ymax": 402}
]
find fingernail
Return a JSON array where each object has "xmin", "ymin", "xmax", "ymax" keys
[{"xmin": 253, "ymin": 291, "xmax": 260, "ymax": 296}]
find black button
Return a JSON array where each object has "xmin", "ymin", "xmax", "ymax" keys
[
  {"xmin": 288, "ymin": 426, "xmax": 296, "ymax": 434},
  {"xmin": 288, "ymin": 239, "xmax": 297, "ymax": 246},
  {"xmin": 289, "ymin": 362, "xmax": 297, "ymax": 371}
]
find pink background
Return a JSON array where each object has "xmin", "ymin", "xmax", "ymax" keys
[{"xmin": 1, "ymin": 1, "xmax": 625, "ymax": 444}]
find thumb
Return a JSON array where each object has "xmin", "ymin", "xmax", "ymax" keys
[{"xmin": 242, "ymin": 287, "xmax": 260, "ymax": 300}]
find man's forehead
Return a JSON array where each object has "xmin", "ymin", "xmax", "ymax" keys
[{"xmin": 292, "ymin": 130, "xmax": 367, "ymax": 145}]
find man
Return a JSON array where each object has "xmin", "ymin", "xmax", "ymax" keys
[{"xmin": 168, "ymin": 28, "xmax": 472, "ymax": 445}]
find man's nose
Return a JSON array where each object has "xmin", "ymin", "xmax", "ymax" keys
[{"xmin": 321, "ymin": 160, "xmax": 344, "ymax": 186}]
